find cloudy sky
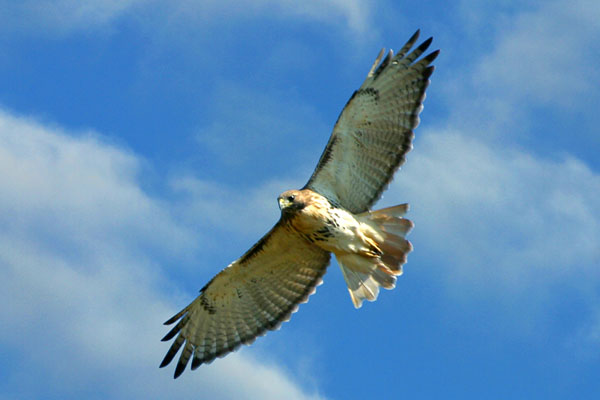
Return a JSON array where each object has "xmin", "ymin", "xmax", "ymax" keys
[{"xmin": 1, "ymin": 0, "xmax": 599, "ymax": 399}]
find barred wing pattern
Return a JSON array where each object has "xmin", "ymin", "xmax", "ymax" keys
[
  {"xmin": 160, "ymin": 223, "xmax": 331, "ymax": 378},
  {"xmin": 305, "ymin": 30, "xmax": 439, "ymax": 214}
]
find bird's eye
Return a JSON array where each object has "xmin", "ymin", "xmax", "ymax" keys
[{"xmin": 287, "ymin": 195, "xmax": 295, "ymax": 202}]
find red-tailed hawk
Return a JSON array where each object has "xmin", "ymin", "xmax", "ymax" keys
[{"xmin": 161, "ymin": 30, "xmax": 438, "ymax": 378}]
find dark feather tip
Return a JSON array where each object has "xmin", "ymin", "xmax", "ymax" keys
[
  {"xmin": 159, "ymin": 353, "xmax": 172, "ymax": 369},
  {"xmin": 409, "ymin": 29, "xmax": 420, "ymax": 43},
  {"xmin": 160, "ymin": 336, "xmax": 184, "ymax": 368},
  {"xmin": 423, "ymin": 65, "xmax": 435, "ymax": 80},
  {"xmin": 160, "ymin": 346, "xmax": 179, "ymax": 368},
  {"xmin": 174, "ymin": 362, "xmax": 186, "ymax": 379},
  {"xmin": 191, "ymin": 356, "xmax": 203, "ymax": 370},
  {"xmin": 161, "ymin": 323, "xmax": 181, "ymax": 342},
  {"xmin": 425, "ymin": 49, "xmax": 441, "ymax": 63},
  {"xmin": 163, "ymin": 307, "xmax": 187, "ymax": 325},
  {"xmin": 163, "ymin": 315, "xmax": 180, "ymax": 325},
  {"xmin": 418, "ymin": 37, "xmax": 433, "ymax": 52}
]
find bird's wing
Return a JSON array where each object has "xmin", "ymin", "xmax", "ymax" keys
[
  {"xmin": 160, "ymin": 222, "xmax": 331, "ymax": 378},
  {"xmin": 304, "ymin": 30, "xmax": 439, "ymax": 214}
]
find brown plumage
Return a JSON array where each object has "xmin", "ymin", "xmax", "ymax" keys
[{"xmin": 161, "ymin": 30, "xmax": 438, "ymax": 378}]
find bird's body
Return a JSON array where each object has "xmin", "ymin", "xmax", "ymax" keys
[
  {"xmin": 280, "ymin": 189, "xmax": 359, "ymax": 253},
  {"xmin": 160, "ymin": 30, "xmax": 439, "ymax": 378},
  {"xmin": 279, "ymin": 189, "xmax": 412, "ymax": 307}
]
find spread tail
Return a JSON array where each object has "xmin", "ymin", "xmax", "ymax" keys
[{"xmin": 336, "ymin": 204, "xmax": 413, "ymax": 308}]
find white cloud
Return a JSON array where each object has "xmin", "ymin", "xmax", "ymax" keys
[
  {"xmin": 169, "ymin": 175, "xmax": 293, "ymax": 238},
  {"xmin": 164, "ymin": 0, "xmax": 372, "ymax": 36},
  {"xmin": 441, "ymin": 0, "xmax": 600, "ymax": 144},
  {"xmin": 274, "ymin": 0, "xmax": 371, "ymax": 35},
  {"xmin": 0, "ymin": 110, "xmax": 194, "ymax": 261},
  {"xmin": 386, "ymin": 129, "xmax": 600, "ymax": 334},
  {"xmin": 420, "ymin": 0, "xmax": 600, "ymax": 301},
  {"xmin": 474, "ymin": 0, "xmax": 600, "ymax": 108},
  {"xmin": 1, "ymin": 0, "xmax": 372, "ymax": 37},
  {"xmin": 0, "ymin": 0, "xmax": 146, "ymax": 35},
  {"xmin": 0, "ymin": 109, "xmax": 325, "ymax": 399}
]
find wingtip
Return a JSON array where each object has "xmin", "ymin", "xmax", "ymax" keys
[
  {"xmin": 409, "ymin": 29, "xmax": 420, "ymax": 43},
  {"xmin": 160, "ymin": 349, "xmax": 176, "ymax": 369},
  {"xmin": 163, "ymin": 314, "xmax": 180, "ymax": 325},
  {"xmin": 423, "ymin": 65, "xmax": 435, "ymax": 80},
  {"xmin": 173, "ymin": 363, "xmax": 186, "ymax": 379},
  {"xmin": 191, "ymin": 356, "xmax": 203, "ymax": 370},
  {"xmin": 367, "ymin": 48, "xmax": 386, "ymax": 77},
  {"xmin": 426, "ymin": 49, "xmax": 441, "ymax": 63},
  {"xmin": 420, "ymin": 36, "xmax": 434, "ymax": 51},
  {"xmin": 163, "ymin": 306, "xmax": 188, "ymax": 325},
  {"xmin": 159, "ymin": 355, "xmax": 171, "ymax": 369}
]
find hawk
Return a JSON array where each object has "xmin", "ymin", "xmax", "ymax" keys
[{"xmin": 161, "ymin": 30, "xmax": 438, "ymax": 378}]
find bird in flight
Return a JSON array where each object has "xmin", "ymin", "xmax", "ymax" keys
[{"xmin": 161, "ymin": 30, "xmax": 438, "ymax": 378}]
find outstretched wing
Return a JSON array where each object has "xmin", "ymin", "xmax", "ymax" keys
[
  {"xmin": 160, "ymin": 222, "xmax": 331, "ymax": 378},
  {"xmin": 304, "ymin": 30, "xmax": 439, "ymax": 214}
]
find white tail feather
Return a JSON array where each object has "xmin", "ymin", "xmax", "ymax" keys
[
  {"xmin": 336, "ymin": 204, "xmax": 413, "ymax": 308},
  {"xmin": 337, "ymin": 254, "xmax": 396, "ymax": 308}
]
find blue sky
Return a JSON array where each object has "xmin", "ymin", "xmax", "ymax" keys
[{"xmin": 1, "ymin": 0, "xmax": 599, "ymax": 399}]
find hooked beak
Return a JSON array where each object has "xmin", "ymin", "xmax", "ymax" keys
[
  {"xmin": 278, "ymin": 196, "xmax": 295, "ymax": 211},
  {"xmin": 277, "ymin": 197, "xmax": 287, "ymax": 210}
]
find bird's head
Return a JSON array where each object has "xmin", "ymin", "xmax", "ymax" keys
[{"xmin": 278, "ymin": 190, "xmax": 306, "ymax": 213}]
